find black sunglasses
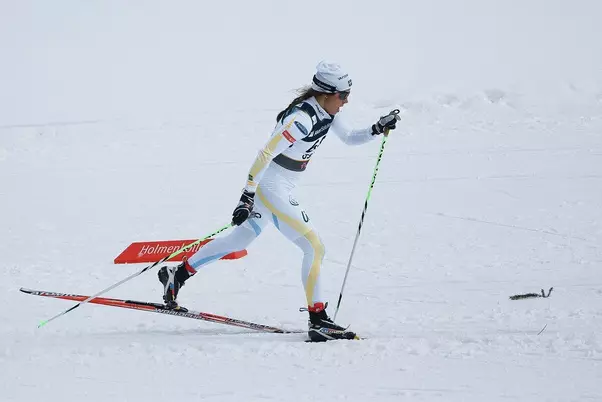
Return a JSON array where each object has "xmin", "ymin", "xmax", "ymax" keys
[{"xmin": 338, "ymin": 91, "xmax": 350, "ymax": 101}]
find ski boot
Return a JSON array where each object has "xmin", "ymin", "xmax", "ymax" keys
[
  {"xmin": 305, "ymin": 302, "xmax": 358, "ymax": 342},
  {"xmin": 157, "ymin": 260, "xmax": 194, "ymax": 311}
]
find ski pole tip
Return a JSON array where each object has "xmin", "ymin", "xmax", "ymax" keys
[{"xmin": 37, "ymin": 320, "xmax": 48, "ymax": 328}]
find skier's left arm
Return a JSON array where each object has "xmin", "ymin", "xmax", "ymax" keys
[
  {"xmin": 330, "ymin": 117, "xmax": 375, "ymax": 145},
  {"xmin": 331, "ymin": 112, "xmax": 401, "ymax": 145}
]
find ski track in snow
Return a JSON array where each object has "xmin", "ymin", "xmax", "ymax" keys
[{"xmin": 2, "ymin": 1, "xmax": 602, "ymax": 401}]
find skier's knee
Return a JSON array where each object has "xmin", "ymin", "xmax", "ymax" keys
[{"xmin": 304, "ymin": 230, "xmax": 325, "ymax": 258}]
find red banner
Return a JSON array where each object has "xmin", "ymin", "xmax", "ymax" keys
[{"xmin": 114, "ymin": 239, "xmax": 247, "ymax": 264}]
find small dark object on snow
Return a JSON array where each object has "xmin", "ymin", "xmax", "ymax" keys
[
  {"xmin": 537, "ymin": 324, "xmax": 548, "ymax": 335},
  {"xmin": 509, "ymin": 287, "xmax": 553, "ymax": 300}
]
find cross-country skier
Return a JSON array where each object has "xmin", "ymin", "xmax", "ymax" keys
[{"xmin": 158, "ymin": 61, "xmax": 400, "ymax": 341}]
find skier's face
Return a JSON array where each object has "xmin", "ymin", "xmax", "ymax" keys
[{"xmin": 323, "ymin": 91, "xmax": 350, "ymax": 115}]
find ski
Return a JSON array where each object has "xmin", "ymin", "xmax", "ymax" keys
[{"xmin": 20, "ymin": 288, "xmax": 303, "ymax": 334}]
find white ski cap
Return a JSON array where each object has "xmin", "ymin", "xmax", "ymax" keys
[{"xmin": 311, "ymin": 60, "xmax": 352, "ymax": 93}]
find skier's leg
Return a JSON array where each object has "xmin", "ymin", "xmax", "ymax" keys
[
  {"xmin": 292, "ymin": 233, "xmax": 325, "ymax": 307},
  {"xmin": 255, "ymin": 187, "xmax": 325, "ymax": 307},
  {"xmin": 187, "ymin": 212, "xmax": 268, "ymax": 272},
  {"xmin": 158, "ymin": 203, "xmax": 269, "ymax": 308},
  {"xmin": 256, "ymin": 187, "xmax": 357, "ymax": 341}
]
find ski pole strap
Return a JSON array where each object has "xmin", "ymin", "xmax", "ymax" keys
[{"xmin": 383, "ymin": 109, "xmax": 401, "ymax": 137}]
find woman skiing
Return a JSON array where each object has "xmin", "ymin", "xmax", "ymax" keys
[{"xmin": 158, "ymin": 61, "xmax": 400, "ymax": 341}]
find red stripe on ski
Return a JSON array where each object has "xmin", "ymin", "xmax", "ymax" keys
[{"xmin": 20, "ymin": 288, "xmax": 302, "ymax": 334}]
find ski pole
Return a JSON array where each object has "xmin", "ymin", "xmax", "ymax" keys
[
  {"xmin": 333, "ymin": 109, "xmax": 400, "ymax": 321},
  {"xmin": 37, "ymin": 222, "xmax": 233, "ymax": 328}
]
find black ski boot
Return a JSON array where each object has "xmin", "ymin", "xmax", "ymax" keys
[
  {"xmin": 157, "ymin": 260, "xmax": 193, "ymax": 311},
  {"xmin": 306, "ymin": 302, "xmax": 358, "ymax": 342}
]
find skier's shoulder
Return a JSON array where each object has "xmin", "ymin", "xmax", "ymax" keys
[
  {"xmin": 280, "ymin": 100, "xmax": 315, "ymax": 136},
  {"xmin": 297, "ymin": 96, "xmax": 332, "ymax": 121},
  {"xmin": 284, "ymin": 97, "xmax": 331, "ymax": 134}
]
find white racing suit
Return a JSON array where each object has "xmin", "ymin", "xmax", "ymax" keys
[{"xmin": 187, "ymin": 96, "xmax": 375, "ymax": 308}]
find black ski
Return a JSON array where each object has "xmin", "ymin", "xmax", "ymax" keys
[{"xmin": 20, "ymin": 288, "xmax": 303, "ymax": 334}]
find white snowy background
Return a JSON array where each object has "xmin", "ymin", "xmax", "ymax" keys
[{"xmin": 1, "ymin": 1, "xmax": 601, "ymax": 401}]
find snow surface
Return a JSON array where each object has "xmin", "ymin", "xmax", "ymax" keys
[{"xmin": 1, "ymin": 1, "xmax": 602, "ymax": 401}]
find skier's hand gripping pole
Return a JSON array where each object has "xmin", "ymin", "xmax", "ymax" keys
[
  {"xmin": 333, "ymin": 109, "xmax": 400, "ymax": 321},
  {"xmin": 37, "ymin": 223, "xmax": 233, "ymax": 328}
]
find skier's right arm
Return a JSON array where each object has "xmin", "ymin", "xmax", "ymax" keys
[
  {"xmin": 231, "ymin": 111, "xmax": 312, "ymax": 226},
  {"xmin": 243, "ymin": 111, "xmax": 312, "ymax": 193}
]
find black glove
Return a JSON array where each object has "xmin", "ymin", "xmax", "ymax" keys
[
  {"xmin": 232, "ymin": 190, "xmax": 255, "ymax": 226},
  {"xmin": 371, "ymin": 110, "xmax": 401, "ymax": 135}
]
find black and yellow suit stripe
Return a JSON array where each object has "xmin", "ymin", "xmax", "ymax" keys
[
  {"xmin": 257, "ymin": 188, "xmax": 325, "ymax": 306},
  {"xmin": 247, "ymin": 119, "xmax": 297, "ymax": 190}
]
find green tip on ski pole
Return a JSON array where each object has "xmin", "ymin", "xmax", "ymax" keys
[{"xmin": 38, "ymin": 320, "xmax": 48, "ymax": 328}]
